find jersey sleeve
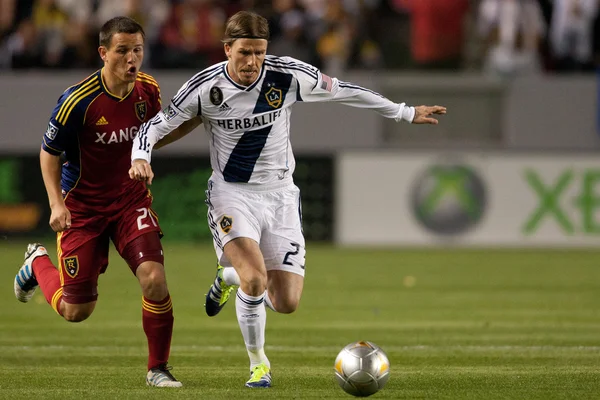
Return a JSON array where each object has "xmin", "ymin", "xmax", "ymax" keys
[
  {"xmin": 132, "ymin": 75, "xmax": 200, "ymax": 163},
  {"xmin": 149, "ymin": 83, "xmax": 162, "ymax": 118},
  {"xmin": 286, "ymin": 56, "xmax": 414, "ymax": 122},
  {"xmin": 42, "ymin": 90, "xmax": 84, "ymax": 156},
  {"xmin": 145, "ymin": 74, "xmax": 163, "ymax": 118}
]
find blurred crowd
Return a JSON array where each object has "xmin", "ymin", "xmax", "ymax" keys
[{"xmin": 0, "ymin": 0, "xmax": 599, "ymax": 76}]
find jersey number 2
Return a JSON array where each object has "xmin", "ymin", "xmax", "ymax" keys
[
  {"xmin": 283, "ymin": 242, "xmax": 304, "ymax": 269},
  {"xmin": 136, "ymin": 208, "xmax": 157, "ymax": 230}
]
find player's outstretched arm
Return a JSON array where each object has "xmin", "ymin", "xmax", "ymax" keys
[
  {"xmin": 132, "ymin": 74, "xmax": 201, "ymax": 170},
  {"xmin": 412, "ymin": 105, "xmax": 447, "ymax": 125},
  {"xmin": 154, "ymin": 116, "xmax": 203, "ymax": 150},
  {"xmin": 282, "ymin": 56, "xmax": 447, "ymax": 124},
  {"xmin": 130, "ymin": 112, "xmax": 201, "ymax": 184},
  {"xmin": 40, "ymin": 149, "xmax": 71, "ymax": 232}
]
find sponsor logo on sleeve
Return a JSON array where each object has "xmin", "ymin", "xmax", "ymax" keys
[
  {"xmin": 45, "ymin": 122, "xmax": 59, "ymax": 140},
  {"xmin": 162, "ymin": 105, "xmax": 178, "ymax": 121}
]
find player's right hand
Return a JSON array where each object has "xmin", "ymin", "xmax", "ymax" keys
[
  {"xmin": 129, "ymin": 159, "xmax": 154, "ymax": 185},
  {"xmin": 49, "ymin": 204, "xmax": 71, "ymax": 232},
  {"xmin": 412, "ymin": 105, "xmax": 447, "ymax": 124}
]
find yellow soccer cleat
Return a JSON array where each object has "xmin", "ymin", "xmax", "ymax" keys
[
  {"xmin": 205, "ymin": 264, "xmax": 238, "ymax": 317},
  {"xmin": 245, "ymin": 363, "xmax": 271, "ymax": 388}
]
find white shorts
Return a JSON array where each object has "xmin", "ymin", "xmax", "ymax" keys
[{"xmin": 205, "ymin": 177, "xmax": 306, "ymax": 277}]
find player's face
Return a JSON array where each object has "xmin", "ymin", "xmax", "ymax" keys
[
  {"xmin": 225, "ymin": 39, "xmax": 268, "ymax": 86},
  {"xmin": 99, "ymin": 32, "xmax": 144, "ymax": 83}
]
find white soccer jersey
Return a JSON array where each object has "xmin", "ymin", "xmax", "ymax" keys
[{"xmin": 132, "ymin": 55, "xmax": 414, "ymax": 185}]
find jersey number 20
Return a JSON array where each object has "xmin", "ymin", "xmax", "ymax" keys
[{"xmin": 136, "ymin": 208, "xmax": 158, "ymax": 230}]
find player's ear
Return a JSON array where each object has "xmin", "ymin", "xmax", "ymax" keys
[
  {"xmin": 224, "ymin": 43, "xmax": 231, "ymax": 59},
  {"xmin": 98, "ymin": 46, "xmax": 107, "ymax": 62}
]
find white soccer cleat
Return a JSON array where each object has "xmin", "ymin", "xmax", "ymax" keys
[
  {"xmin": 146, "ymin": 364, "xmax": 183, "ymax": 388},
  {"xmin": 14, "ymin": 243, "xmax": 48, "ymax": 303}
]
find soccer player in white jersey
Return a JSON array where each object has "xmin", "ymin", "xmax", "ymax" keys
[{"xmin": 129, "ymin": 11, "xmax": 446, "ymax": 388}]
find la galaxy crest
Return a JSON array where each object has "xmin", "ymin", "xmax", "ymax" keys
[
  {"xmin": 63, "ymin": 256, "xmax": 79, "ymax": 278},
  {"xmin": 210, "ymin": 86, "xmax": 223, "ymax": 106},
  {"xmin": 265, "ymin": 86, "xmax": 283, "ymax": 109},
  {"xmin": 135, "ymin": 100, "xmax": 147, "ymax": 122},
  {"xmin": 219, "ymin": 215, "xmax": 233, "ymax": 234}
]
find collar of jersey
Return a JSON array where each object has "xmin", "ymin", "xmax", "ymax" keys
[
  {"xmin": 223, "ymin": 62, "xmax": 264, "ymax": 91},
  {"xmin": 99, "ymin": 68, "xmax": 135, "ymax": 102}
]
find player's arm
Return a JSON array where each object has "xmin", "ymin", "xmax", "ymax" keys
[
  {"xmin": 39, "ymin": 149, "xmax": 70, "ymax": 232},
  {"xmin": 131, "ymin": 78, "xmax": 201, "ymax": 183},
  {"xmin": 40, "ymin": 98, "xmax": 76, "ymax": 232},
  {"xmin": 154, "ymin": 116, "xmax": 203, "ymax": 150},
  {"xmin": 291, "ymin": 57, "xmax": 446, "ymax": 124}
]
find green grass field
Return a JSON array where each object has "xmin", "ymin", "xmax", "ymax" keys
[{"xmin": 1, "ymin": 240, "xmax": 600, "ymax": 399}]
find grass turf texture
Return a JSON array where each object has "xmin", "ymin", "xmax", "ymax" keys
[{"xmin": 1, "ymin": 241, "xmax": 599, "ymax": 399}]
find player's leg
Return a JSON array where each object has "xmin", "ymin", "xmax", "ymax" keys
[
  {"xmin": 212, "ymin": 186, "xmax": 306, "ymax": 314},
  {"xmin": 223, "ymin": 237, "xmax": 272, "ymax": 388},
  {"xmin": 264, "ymin": 270, "xmax": 304, "ymax": 313},
  {"xmin": 261, "ymin": 184, "xmax": 306, "ymax": 314},
  {"xmin": 15, "ymin": 243, "xmax": 56, "ymax": 304},
  {"xmin": 261, "ymin": 237, "xmax": 306, "ymax": 313},
  {"xmin": 204, "ymin": 186, "xmax": 241, "ymax": 317},
  {"xmin": 114, "ymin": 204, "xmax": 180, "ymax": 388},
  {"xmin": 204, "ymin": 183, "xmax": 271, "ymax": 387},
  {"xmin": 59, "ymin": 229, "xmax": 109, "ymax": 322},
  {"xmin": 14, "ymin": 228, "xmax": 105, "ymax": 322}
]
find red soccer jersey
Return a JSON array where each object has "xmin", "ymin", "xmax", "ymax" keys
[{"xmin": 42, "ymin": 70, "xmax": 161, "ymax": 209}]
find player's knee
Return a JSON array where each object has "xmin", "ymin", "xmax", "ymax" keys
[
  {"xmin": 62, "ymin": 306, "xmax": 93, "ymax": 322},
  {"xmin": 137, "ymin": 262, "xmax": 168, "ymax": 298},
  {"xmin": 141, "ymin": 265, "xmax": 166, "ymax": 288},
  {"xmin": 242, "ymin": 271, "xmax": 268, "ymax": 296},
  {"xmin": 273, "ymin": 295, "xmax": 301, "ymax": 314}
]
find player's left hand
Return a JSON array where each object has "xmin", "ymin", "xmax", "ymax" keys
[
  {"xmin": 129, "ymin": 159, "xmax": 154, "ymax": 185},
  {"xmin": 413, "ymin": 105, "xmax": 447, "ymax": 124}
]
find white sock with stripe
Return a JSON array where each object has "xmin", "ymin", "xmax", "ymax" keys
[{"xmin": 235, "ymin": 288, "xmax": 270, "ymax": 369}]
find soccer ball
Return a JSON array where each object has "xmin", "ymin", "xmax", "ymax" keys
[{"xmin": 334, "ymin": 341, "xmax": 390, "ymax": 397}]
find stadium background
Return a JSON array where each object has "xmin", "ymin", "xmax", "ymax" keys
[{"xmin": 2, "ymin": 1, "xmax": 600, "ymax": 399}]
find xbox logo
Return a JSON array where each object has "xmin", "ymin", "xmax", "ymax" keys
[{"xmin": 411, "ymin": 164, "xmax": 487, "ymax": 235}]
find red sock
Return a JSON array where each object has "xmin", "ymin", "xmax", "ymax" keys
[
  {"xmin": 32, "ymin": 255, "xmax": 63, "ymax": 316},
  {"xmin": 142, "ymin": 294, "xmax": 174, "ymax": 370}
]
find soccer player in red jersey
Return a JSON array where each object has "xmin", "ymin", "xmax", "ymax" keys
[{"xmin": 13, "ymin": 16, "xmax": 199, "ymax": 387}]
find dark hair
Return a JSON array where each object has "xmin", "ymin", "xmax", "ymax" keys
[
  {"xmin": 223, "ymin": 11, "xmax": 269, "ymax": 44},
  {"xmin": 99, "ymin": 16, "xmax": 145, "ymax": 48}
]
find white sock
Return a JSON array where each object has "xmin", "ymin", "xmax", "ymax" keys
[
  {"xmin": 247, "ymin": 348, "xmax": 269, "ymax": 370},
  {"xmin": 236, "ymin": 288, "xmax": 270, "ymax": 369},
  {"xmin": 223, "ymin": 267, "xmax": 241, "ymax": 286},
  {"xmin": 264, "ymin": 291, "xmax": 277, "ymax": 312}
]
